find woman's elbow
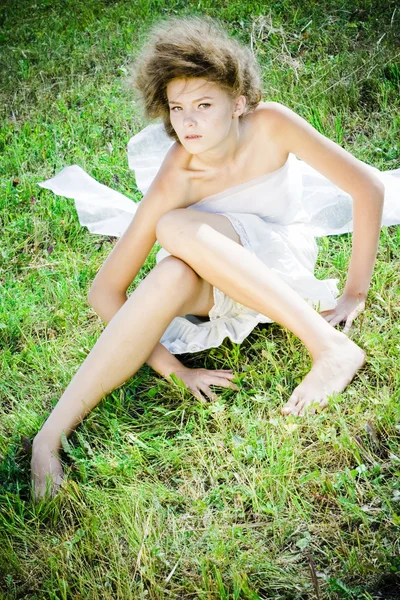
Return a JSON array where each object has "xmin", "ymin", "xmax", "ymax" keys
[
  {"xmin": 373, "ymin": 175, "xmax": 385, "ymax": 198},
  {"xmin": 87, "ymin": 284, "xmax": 103, "ymax": 309},
  {"xmin": 368, "ymin": 172, "xmax": 385, "ymax": 199}
]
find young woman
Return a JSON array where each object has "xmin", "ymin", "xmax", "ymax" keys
[{"xmin": 32, "ymin": 16, "xmax": 400, "ymax": 500}]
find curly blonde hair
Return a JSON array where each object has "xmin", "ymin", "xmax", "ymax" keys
[{"xmin": 126, "ymin": 15, "xmax": 263, "ymax": 142}]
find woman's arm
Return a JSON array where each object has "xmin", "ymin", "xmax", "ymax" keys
[
  {"xmin": 259, "ymin": 103, "xmax": 384, "ymax": 327},
  {"xmin": 89, "ymin": 141, "xmax": 192, "ymax": 298},
  {"xmin": 87, "ymin": 142, "xmax": 194, "ymax": 377}
]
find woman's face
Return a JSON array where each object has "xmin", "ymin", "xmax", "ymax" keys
[{"xmin": 166, "ymin": 77, "xmax": 243, "ymax": 152}]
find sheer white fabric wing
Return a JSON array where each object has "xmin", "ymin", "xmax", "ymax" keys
[
  {"xmin": 37, "ymin": 123, "xmax": 173, "ymax": 237},
  {"xmin": 300, "ymin": 160, "xmax": 400, "ymax": 236},
  {"xmin": 127, "ymin": 122, "xmax": 174, "ymax": 195},
  {"xmin": 37, "ymin": 165, "xmax": 138, "ymax": 237}
]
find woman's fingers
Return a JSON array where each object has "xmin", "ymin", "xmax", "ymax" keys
[
  {"xmin": 320, "ymin": 309, "xmax": 334, "ymax": 319},
  {"xmin": 211, "ymin": 370, "xmax": 236, "ymax": 378},
  {"xmin": 189, "ymin": 378, "xmax": 239, "ymax": 402},
  {"xmin": 323, "ymin": 314, "xmax": 334, "ymax": 323},
  {"xmin": 202, "ymin": 375, "xmax": 239, "ymax": 390},
  {"xmin": 324, "ymin": 311, "xmax": 349, "ymax": 328},
  {"xmin": 343, "ymin": 305, "xmax": 363, "ymax": 334},
  {"xmin": 179, "ymin": 367, "xmax": 242, "ymax": 404},
  {"xmin": 199, "ymin": 370, "xmax": 239, "ymax": 385},
  {"xmin": 211, "ymin": 371, "xmax": 236, "ymax": 379},
  {"xmin": 198, "ymin": 384, "xmax": 219, "ymax": 402},
  {"xmin": 189, "ymin": 386, "xmax": 206, "ymax": 403},
  {"xmin": 329, "ymin": 314, "xmax": 346, "ymax": 327},
  {"xmin": 321, "ymin": 298, "xmax": 365, "ymax": 331},
  {"xmin": 343, "ymin": 316, "xmax": 354, "ymax": 334},
  {"xmin": 322, "ymin": 312, "xmax": 338, "ymax": 324},
  {"xmin": 221, "ymin": 380, "xmax": 239, "ymax": 390}
]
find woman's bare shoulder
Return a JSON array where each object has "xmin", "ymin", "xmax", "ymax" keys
[
  {"xmin": 249, "ymin": 101, "xmax": 298, "ymax": 152},
  {"xmin": 156, "ymin": 139, "xmax": 208, "ymax": 183},
  {"xmin": 162, "ymin": 140, "xmax": 195, "ymax": 172},
  {"xmin": 142, "ymin": 140, "xmax": 197, "ymax": 208},
  {"xmin": 253, "ymin": 100, "xmax": 288, "ymax": 114},
  {"xmin": 252, "ymin": 101, "xmax": 289, "ymax": 126},
  {"xmin": 252, "ymin": 101, "xmax": 307, "ymax": 135}
]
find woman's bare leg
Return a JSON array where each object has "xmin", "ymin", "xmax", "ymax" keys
[
  {"xmin": 156, "ymin": 209, "xmax": 366, "ymax": 416},
  {"xmin": 31, "ymin": 256, "xmax": 215, "ymax": 500}
]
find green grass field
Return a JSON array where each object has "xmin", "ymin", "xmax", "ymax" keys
[{"xmin": 1, "ymin": 0, "xmax": 399, "ymax": 598}]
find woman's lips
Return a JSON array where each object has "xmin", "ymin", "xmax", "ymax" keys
[{"xmin": 185, "ymin": 135, "xmax": 202, "ymax": 140}]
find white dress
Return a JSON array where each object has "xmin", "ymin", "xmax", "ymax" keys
[{"xmin": 38, "ymin": 122, "xmax": 400, "ymax": 354}]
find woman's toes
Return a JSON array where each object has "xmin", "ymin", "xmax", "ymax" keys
[
  {"xmin": 282, "ymin": 394, "xmax": 325, "ymax": 417},
  {"xmin": 31, "ymin": 442, "xmax": 64, "ymax": 502},
  {"xmin": 281, "ymin": 394, "xmax": 301, "ymax": 415},
  {"xmin": 319, "ymin": 398, "xmax": 329, "ymax": 410},
  {"xmin": 292, "ymin": 398, "xmax": 307, "ymax": 417},
  {"xmin": 298, "ymin": 399, "xmax": 318, "ymax": 416},
  {"xmin": 33, "ymin": 472, "xmax": 63, "ymax": 502}
]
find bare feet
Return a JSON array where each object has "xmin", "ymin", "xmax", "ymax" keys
[
  {"xmin": 31, "ymin": 435, "xmax": 64, "ymax": 501},
  {"xmin": 282, "ymin": 334, "xmax": 366, "ymax": 417}
]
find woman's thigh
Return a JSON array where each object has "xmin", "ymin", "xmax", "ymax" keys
[{"xmin": 156, "ymin": 211, "xmax": 243, "ymax": 317}]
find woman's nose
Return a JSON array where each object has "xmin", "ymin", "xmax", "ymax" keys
[{"xmin": 183, "ymin": 113, "xmax": 197, "ymax": 126}]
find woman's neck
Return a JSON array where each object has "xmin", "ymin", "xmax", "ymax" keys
[{"xmin": 191, "ymin": 117, "xmax": 249, "ymax": 171}]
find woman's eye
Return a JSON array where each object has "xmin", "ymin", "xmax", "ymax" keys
[{"xmin": 170, "ymin": 104, "xmax": 210, "ymax": 112}]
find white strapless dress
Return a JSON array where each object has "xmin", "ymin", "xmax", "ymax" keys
[{"xmin": 38, "ymin": 122, "xmax": 400, "ymax": 354}]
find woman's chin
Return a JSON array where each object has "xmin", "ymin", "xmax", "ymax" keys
[{"xmin": 182, "ymin": 138, "xmax": 204, "ymax": 150}]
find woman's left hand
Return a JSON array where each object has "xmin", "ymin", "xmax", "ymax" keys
[{"xmin": 319, "ymin": 293, "xmax": 366, "ymax": 334}]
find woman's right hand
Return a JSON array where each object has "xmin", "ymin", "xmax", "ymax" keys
[{"xmin": 171, "ymin": 367, "xmax": 239, "ymax": 402}]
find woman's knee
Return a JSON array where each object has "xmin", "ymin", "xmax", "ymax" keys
[
  {"xmin": 152, "ymin": 255, "xmax": 200, "ymax": 292},
  {"xmin": 156, "ymin": 209, "xmax": 191, "ymax": 251},
  {"xmin": 154, "ymin": 256, "xmax": 213, "ymax": 316},
  {"xmin": 156, "ymin": 209, "xmax": 242, "ymax": 254}
]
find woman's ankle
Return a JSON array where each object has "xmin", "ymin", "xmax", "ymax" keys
[{"xmin": 311, "ymin": 330, "xmax": 358, "ymax": 361}]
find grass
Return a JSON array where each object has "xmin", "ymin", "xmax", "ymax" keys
[{"xmin": 1, "ymin": 0, "xmax": 400, "ymax": 598}]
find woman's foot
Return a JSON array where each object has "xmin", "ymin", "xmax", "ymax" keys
[
  {"xmin": 282, "ymin": 335, "xmax": 366, "ymax": 416},
  {"xmin": 31, "ymin": 435, "xmax": 64, "ymax": 501}
]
